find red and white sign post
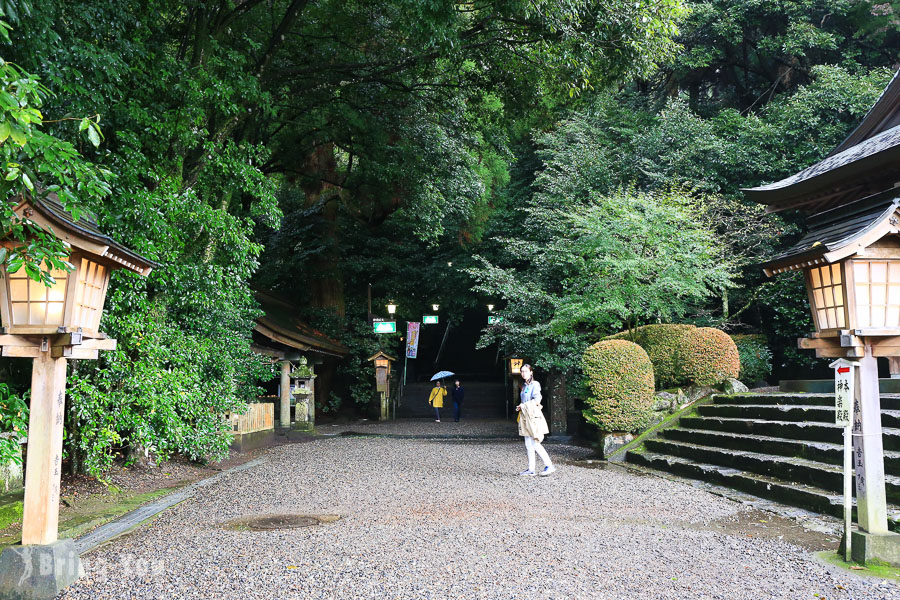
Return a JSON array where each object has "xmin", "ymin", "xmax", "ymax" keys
[{"xmin": 830, "ymin": 358, "xmax": 855, "ymax": 561}]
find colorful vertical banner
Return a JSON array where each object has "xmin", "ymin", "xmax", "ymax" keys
[{"xmin": 406, "ymin": 322, "xmax": 421, "ymax": 358}]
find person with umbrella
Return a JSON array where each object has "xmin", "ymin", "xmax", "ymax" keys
[{"xmin": 428, "ymin": 379, "xmax": 447, "ymax": 422}]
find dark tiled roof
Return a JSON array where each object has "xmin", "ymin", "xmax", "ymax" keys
[
  {"xmin": 744, "ymin": 69, "xmax": 900, "ymax": 212},
  {"xmin": 760, "ymin": 190, "xmax": 900, "ymax": 272},
  {"xmin": 745, "ymin": 125, "xmax": 900, "ymax": 198},
  {"xmin": 830, "ymin": 70, "xmax": 900, "ymax": 156}
]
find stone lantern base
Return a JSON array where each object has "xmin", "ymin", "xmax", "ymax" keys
[
  {"xmin": 0, "ymin": 539, "xmax": 83, "ymax": 599},
  {"xmin": 849, "ymin": 529, "xmax": 900, "ymax": 566}
]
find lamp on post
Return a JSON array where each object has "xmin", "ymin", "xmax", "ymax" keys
[
  {"xmin": 367, "ymin": 351, "xmax": 396, "ymax": 421},
  {"xmin": 386, "ymin": 302, "xmax": 397, "ymax": 316},
  {"xmin": 431, "ymin": 303, "xmax": 439, "ymax": 312},
  {"xmin": 0, "ymin": 194, "xmax": 153, "ymax": 599}
]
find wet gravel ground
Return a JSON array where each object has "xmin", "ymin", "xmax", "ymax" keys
[
  {"xmin": 62, "ymin": 436, "xmax": 897, "ymax": 600},
  {"xmin": 319, "ymin": 418, "xmax": 517, "ymax": 437}
]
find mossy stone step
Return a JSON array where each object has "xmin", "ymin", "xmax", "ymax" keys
[
  {"xmin": 663, "ymin": 427, "xmax": 900, "ymax": 473},
  {"xmin": 626, "ymin": 449, "xmax": 900, "ymax": 530},
  {"xmin": 644, "ymin": 438, "xmax": 900, "ymax": 502},
  {"xmin": 711, "ymin": 393, "xmax": 900, "ymax": 410},
  {"xmin": 698, "ymin": 403, "xmax": 900, "ymax": 428}
]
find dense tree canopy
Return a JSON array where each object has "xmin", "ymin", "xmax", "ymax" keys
[{"xmin": 0, "ymin": 0, "xmax": 898, "ymax": 474}]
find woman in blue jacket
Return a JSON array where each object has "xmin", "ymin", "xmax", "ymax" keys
[{"xmin": 515, "ymin": 364, "xmax": 556, "ymax": 476}]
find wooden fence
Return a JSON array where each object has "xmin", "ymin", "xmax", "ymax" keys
[{"xmin": 229, "ymin": 402, "xmax": 275, "ymax": 434}]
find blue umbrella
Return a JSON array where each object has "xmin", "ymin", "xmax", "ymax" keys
[{"xmin": 430, "ymin": 370, "xmax": 455, "ymax": 381}]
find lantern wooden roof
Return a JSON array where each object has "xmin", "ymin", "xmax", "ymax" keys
[
  {"xmin": 744, "ymin": 69, "xmax": 900, "ymax": 215},
  {"xmin": 366, "ymin": 350, "xmax": 396, "ymax": 363},
  {"xmin": 760, "ymin": 190, "xmax": 900, "ymax": 275},
  {"xmin": 15, "ymin": 194, "xmax": 154, "ymax": 276}
]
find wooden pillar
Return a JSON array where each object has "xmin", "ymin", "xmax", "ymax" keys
[
  {"xmin": 855, "ymin": 346, "xmax": 889, "ymax": 533},
  {"xmin": 21, "ymin": 354, "xmax": 67, "ymax": 546},
  {"xmin": 889, "ymin": 357, "xmax": 900, "ymax": 379},
  {"xmin": 307, "ymin": 366, "xmax": 316, "ymax": 424},
  {"xmin": 280, "ymin": 360, "xmax": 291, "ymax": 428}
]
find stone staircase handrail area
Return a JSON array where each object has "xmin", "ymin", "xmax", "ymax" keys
[{"xmin": 627, "ymin": 391, "xmax": 900, "ymax": 529}]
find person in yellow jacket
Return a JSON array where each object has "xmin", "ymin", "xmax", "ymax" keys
[{"xmin": 428, "ymin": 380, "xmax": 447, "ymax": 422}]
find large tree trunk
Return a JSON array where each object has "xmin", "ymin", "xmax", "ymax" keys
[{"xmin": 302, "ymin": 143, "xmax": 345, "ymax": 317}]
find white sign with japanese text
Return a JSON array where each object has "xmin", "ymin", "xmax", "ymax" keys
[{"xmin": 830, "ymin": 358, "xmax": 854, "ymax": 427}]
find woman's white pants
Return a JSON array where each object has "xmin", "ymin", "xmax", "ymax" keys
[{"xmin": 524, "ymin": 436, "xmax": 552, "ymax": 472}]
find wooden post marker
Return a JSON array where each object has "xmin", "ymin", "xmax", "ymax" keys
[
  {"xmin": 830, "ymin": 358, "xmax": 855, "ymax": 562},
  {"xmin": 21, "ymin": 353, "xmax": 67, "ymax": 546},
  {"xmin": 854, "ymin": 348, "xmax": 889, "ymax": 534},
  {"xmin": 279, "ymin": 360, "xmax": 291, "ymax": 428}
]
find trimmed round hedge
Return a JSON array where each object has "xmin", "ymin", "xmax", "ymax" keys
[
  {"xmin": 606, "ymin": 324, "xmax": 695, "ymax": 388},
  {"xmin": 582, "ymin": 340, "xmax": 655, "ymax": 432},
  {"xmin": 680, "ymin": 327, "xmax": 740, "ymax": 386}
]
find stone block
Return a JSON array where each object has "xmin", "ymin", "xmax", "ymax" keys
[
  {"xmin": 850, "ymin": 529, "xmax": 900, "ymax": 566},
  {"xmin": 0, "ymin": 449, "xmax": 23, "ymax": 493},
  {"xmin": 651, "ymin": 392, "xmax": 676, "ymax": 412},
  {"xmin": 722, "ymin": 378, "xmax": 749, "ymax": 394},
  {"xmin": 682, "ymin": 385, "xmax": 715, "ymax": 404},
  {"xmin": 600, "ymin": 432, "xmax": 634, "ymax": 462},
  {"xmin": 0, "ymin": 539, "xmax": 83, "ymax": 600}
]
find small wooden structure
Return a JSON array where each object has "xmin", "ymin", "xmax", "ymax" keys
[
  {"xmin": 229, "ymin": 402, "xmax": 275, "ymax": 435},
  {"xmin": 250, "ymin": 291, "xmax": 348, "ymax": 438},
  {"xmin": 750, "ymin": 69, "xmax": 900, "ymax": 563},
  {"xmin": 367, "ymin": 351, "xmax": 396, "ymax": 420},
  {"xmin": 0, "ymin": 194, "xmax": 152, "ymax": 597}
]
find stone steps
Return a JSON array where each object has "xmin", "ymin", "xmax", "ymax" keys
[
  {"xmin": 628, "ymin": 449, "xmax": 900, "ymax": 527},
  {"xmin": 678, "ymin": 416, "xmax": 900, "ymax": 450},
  {"xmin": 626, "ymin": 392, "xmax": 900, "ymax": 527},
  {"xmin": 397, "ymin": 382, "xmax": 508, "ymax": 418},
  {"xmin": 698, "ymin": 403, "xmax": 900, "ymax": 428},
  {"xmin": 663, "ymin": 428, "xmax": 900, "ymax": 472},
  {"xmin": 643, "ymin": 438, "xmax": 900, "ymax": 502},
  {"xmin": 713, "ymin": 392, "xmax": 900, "ymax": 410}
]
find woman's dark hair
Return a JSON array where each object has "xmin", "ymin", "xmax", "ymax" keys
[{"xmin": 521, "ymin": 363, "xmax": 534, "ymax": 383}]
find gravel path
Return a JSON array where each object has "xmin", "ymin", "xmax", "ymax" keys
[
  {"xmin": 61, "ymin": 435, "xmax": 897, "ymax": 599},
  {"xmin": 318, "ymin": 418, "xmax": 517, "ymax": 437}
]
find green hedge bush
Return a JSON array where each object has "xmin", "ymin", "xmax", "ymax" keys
[
  {"xmin": 582, "ymin": 340, "xmax": 655, "ymax": 432},
  {"xmin": 732, "ymin": 334, "xmax": 772, "ymax": 385},
  {"xmin": 680, "ymin": 327, "xmax": 741, "ymax": 386},
  {"xmin": 606, "ymin": 324, "xmax": 695, "ymax": 388}
]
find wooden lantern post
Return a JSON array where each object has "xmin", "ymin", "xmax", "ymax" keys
[
  {"xmin": 748, "ymin": 70, "xmax": 900, "ymax": 564},
  {"xmin": 0, "ymin": 195, "xmax": 152, "ymax": 599},
  {"xmin": 367, "ymin": 351, "xmax": 396, "ymax": 421}
]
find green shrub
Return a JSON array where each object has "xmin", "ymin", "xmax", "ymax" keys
[
  {"xmin": 680, "ymin": 327, "xmax": 740, "ymax": 386},
  {"xmin": 581, "ymin": 340, "xmax": 655, "ymax": 432},
  {"xmin": 732, "ymin": 334, "xmax": 772, "ymax": 385},
  {"xmin": 606, "ymin": 324, "xmax": 695, "ymax": 388}
]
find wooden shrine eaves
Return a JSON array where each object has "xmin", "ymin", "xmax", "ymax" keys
[{"xmin": 759, "ymin": 191, "xmax": 900, "ymax": 276}]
